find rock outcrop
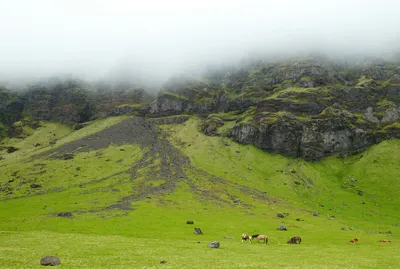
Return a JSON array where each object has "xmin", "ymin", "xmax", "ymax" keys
[
  {"xmin": 23, "ymin": 85, "xmax": 94, "ymax": 125},
  {"xmin": 148, "ymin": 92, "xmax": 258, "ymax": 117},
  {"xmin": 381, "ymin": 107, "xmax": 400, "ymax": 123},
  {"xmin": 107, "ymin": 105, "xmax": 146, "ymax": 117},
  {"xmin": 228, "ymin": 111, "xmax": 394, "ymax": 161},
  {"xmin": 201, "ymin": 115, "xmax": 224, "ymax": 136},
  {"xmin": 146, "ymin": 56, "xmax": 400, "ymax": 160}
]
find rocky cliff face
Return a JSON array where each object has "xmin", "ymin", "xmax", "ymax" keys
[
  {"xmin": 22, "ymin": 79, "xmax": 95, "ymax": 125},
  {"xmin": 0, "ymin": 78, "xmax": 154, "ymax": 130},
  {"xmin": 227, "ymin": 85, "xmax": 399, "ymax": 160},
  {"xmin": 2, "ymin": 56, "xmax": 399, "ymax": 161},
  {"xmin": 148, "ymin": 92, "xmax": 258, "ymax": 117},
  {"xmin": 149, "ymin": 56, "xmax": 400, "ymax": 160},
  {"xmin": 0, "ymin": 88, "xmax": 25, "ymax": 138},
  {"xmin": 33, "ymin": 91, "xmax": 91, "ymax": 124},
  {"xmin": 229, "ymin": 115, "xmax": 383, "ymax": 161}
]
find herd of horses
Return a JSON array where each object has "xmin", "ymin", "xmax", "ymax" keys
[
  {"xmin": 348, "ymin": 238, "xmax": 391, "ymax": 243},
  {"xmin": 241, "ymin": 233, "xmax": 301, "ymax": 244},
  {"xmin": 242, "ymin": 235, "xmax": 392, "ymax": 244}
]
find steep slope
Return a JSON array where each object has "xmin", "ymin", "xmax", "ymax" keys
[
  {"xmin": 1, "ymin": 116, "xmax": 399, "ymax": 233},
  {"xmin": 0, "ymin": 116, "xmax": 399, "ymax": 268}
]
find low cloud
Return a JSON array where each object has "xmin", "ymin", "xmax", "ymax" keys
[{"xmin": 1, "ymin": 0, "xmax": 399, "ymax": 87}]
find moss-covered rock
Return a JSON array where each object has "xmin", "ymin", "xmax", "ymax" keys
[{"xmin": 200, "ymin": 115, "xmax": 224, "ymax": 136}]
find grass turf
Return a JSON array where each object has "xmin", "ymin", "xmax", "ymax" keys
[{"xmin": 0, "ymin": 117, "xmax": 399, "ymax": 268}]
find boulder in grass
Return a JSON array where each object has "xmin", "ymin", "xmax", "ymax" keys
[
  {"xmin": 6, "ymin": 146, "xmax": 18, "ymax": 153},
  {"xmin": 40, "ymin": 256, "xmax": 60, "ymax": 266},
  {"xmin": 277, "ymin": 224, "xmax": 287, "ymax": 231},
  {"xmin": 193, "ymin": 228, "xmax": 203, "ymax": 235},
  {"xmin": 208, "ymin": 241, "xmax": 220, "ymax": 248},
  {"xmin": 56, "ymin": 212, "xmax": 73, "ymax": 218}
]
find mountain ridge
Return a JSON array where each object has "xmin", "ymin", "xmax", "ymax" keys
[{"xmin": 1, "ymin": 56, "xmax": 400, "ymax": 161}]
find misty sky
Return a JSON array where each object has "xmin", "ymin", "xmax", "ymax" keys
[{"xmin": 1, "ymin": 0, "xmax": 400, "ymax": 84}]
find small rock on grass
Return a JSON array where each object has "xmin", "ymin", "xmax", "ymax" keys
[
  {"xmin": 208, "ymin": 241, "xmax": 220, "ymax": 248},
  {"xmin": 40, "ymin": 256, "xmax": 60, "ymax": 266}
]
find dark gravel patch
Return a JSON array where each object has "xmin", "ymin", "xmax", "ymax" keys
[{"xmin": 35, "ymin": 117, "xmax": 160, "ymax": 159}]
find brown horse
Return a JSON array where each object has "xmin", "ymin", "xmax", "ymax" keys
[
  {"xmin": 241, "ymin": 233, "xmax": 252, "ymax": 243},
  {"xmin": 349, "ymin": 238, "xmax": 359, "ymax": 243},
  {"xmin": 253, "ymin": 234, "xmax": 268, "ymax": 244},
  {"xmin": 287, "ymin": 236, "xmax": 302, "ymax": 244},
  {"xmin": 378, "ymin": 240, "xmax": 391, "ymax": 243}
]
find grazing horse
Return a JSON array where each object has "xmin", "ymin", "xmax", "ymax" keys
[
  {"xmin": 254, "ymin": 234, "xmax": 268, "ymax": 244},
  {"xmin": 287, "ymin": 236, "xmax": 302, "ymax": 244},
  {"xmin": 378, "ymin": 240, "xmax": 391, "ymax": 243},
  {"xmin": 241, "ymin": 233, "xmax": 252, "ymax": 243},
  {"xmin": 349, "ymin": 238, "xmax": 359, "ymax": 243}
]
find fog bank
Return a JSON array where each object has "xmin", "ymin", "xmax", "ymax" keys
[{"xmin": 1, "ymin": 0, "xmax": 400, "ymax": 86}]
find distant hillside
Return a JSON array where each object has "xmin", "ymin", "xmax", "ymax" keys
[
  {"xmin": 0, "ymin": 116, "xmax": 399, "ymax": 237},
  {"xmin": 0, "ymin": 78, "xmax": 155, "ymax": 139},
  {"xmin": 1, "ymin": 55, "xmax": 399, "ymax": 160},
  {"xmin": 149, "ymin": 56, "xmax": 400, "ymax": 160}
]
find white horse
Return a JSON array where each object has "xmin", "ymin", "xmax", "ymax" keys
[{"xmin": 241, "ymin": 233, "xmax": 252, "ymax": 243}]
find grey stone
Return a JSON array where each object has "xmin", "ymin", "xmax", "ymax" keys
[
  {"xmin": 193, "ymin": 228, "xmax": 203, "ymax": 235},
  {"xmin": 40, "ymin": 256, "xmax": 60, "ymax": 266},
  {"xmin": 363, "ymin": 107, "xmax": 380, "ymax": 124},
  {"xmin": 381, "ymin": 107, "xmax": 400, "ymax": 123},
  {"xmin": 56, "ymin": 212, "xmax": 73, "ymax": 218},
  {"xmin": 277, "ymin": 225, "xmax": 287, "ymax": 231},
  {"xmin": 208, "ymin": 241, "xmax": 220, "ymax": 248}
]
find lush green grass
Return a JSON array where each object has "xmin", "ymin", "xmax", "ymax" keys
[
  {"xmin": 0, "ymin": 116, "xmax": 130, "ymax": 164},
  {"xmin": 1, "ymin": 144, "xmax": 142, "ymax": 197},
  {"xmin": 0, "ymin": 122, "xmax": 71, "ymax": 162},
  {"xmin": 0, "ymin": 117, "xmax": 399, "ymax": 268},
  {"xmin": 168, "ymin": 119, "xmax": 400, "ymax": 225},
  {"xmin": 0, "ymin": 230, "xmax": 399, "ymax": 269}
]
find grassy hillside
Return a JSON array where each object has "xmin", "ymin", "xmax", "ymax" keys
[{"xmin": 0, "ymin": 116, "xmax": 399, "ymax": 268}]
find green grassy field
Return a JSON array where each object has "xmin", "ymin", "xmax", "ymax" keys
[
  {"xmin": 0, "ymin": 230, "xmax": 398, "ymax": 269},
  {"xmin": 0, "ymin": 116, "xmax": 399, "ymax": 268}
]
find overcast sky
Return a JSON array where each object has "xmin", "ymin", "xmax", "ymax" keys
[{"xmin": 1, "ymin": 0, "xmax": 400, "ymax": 84}]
